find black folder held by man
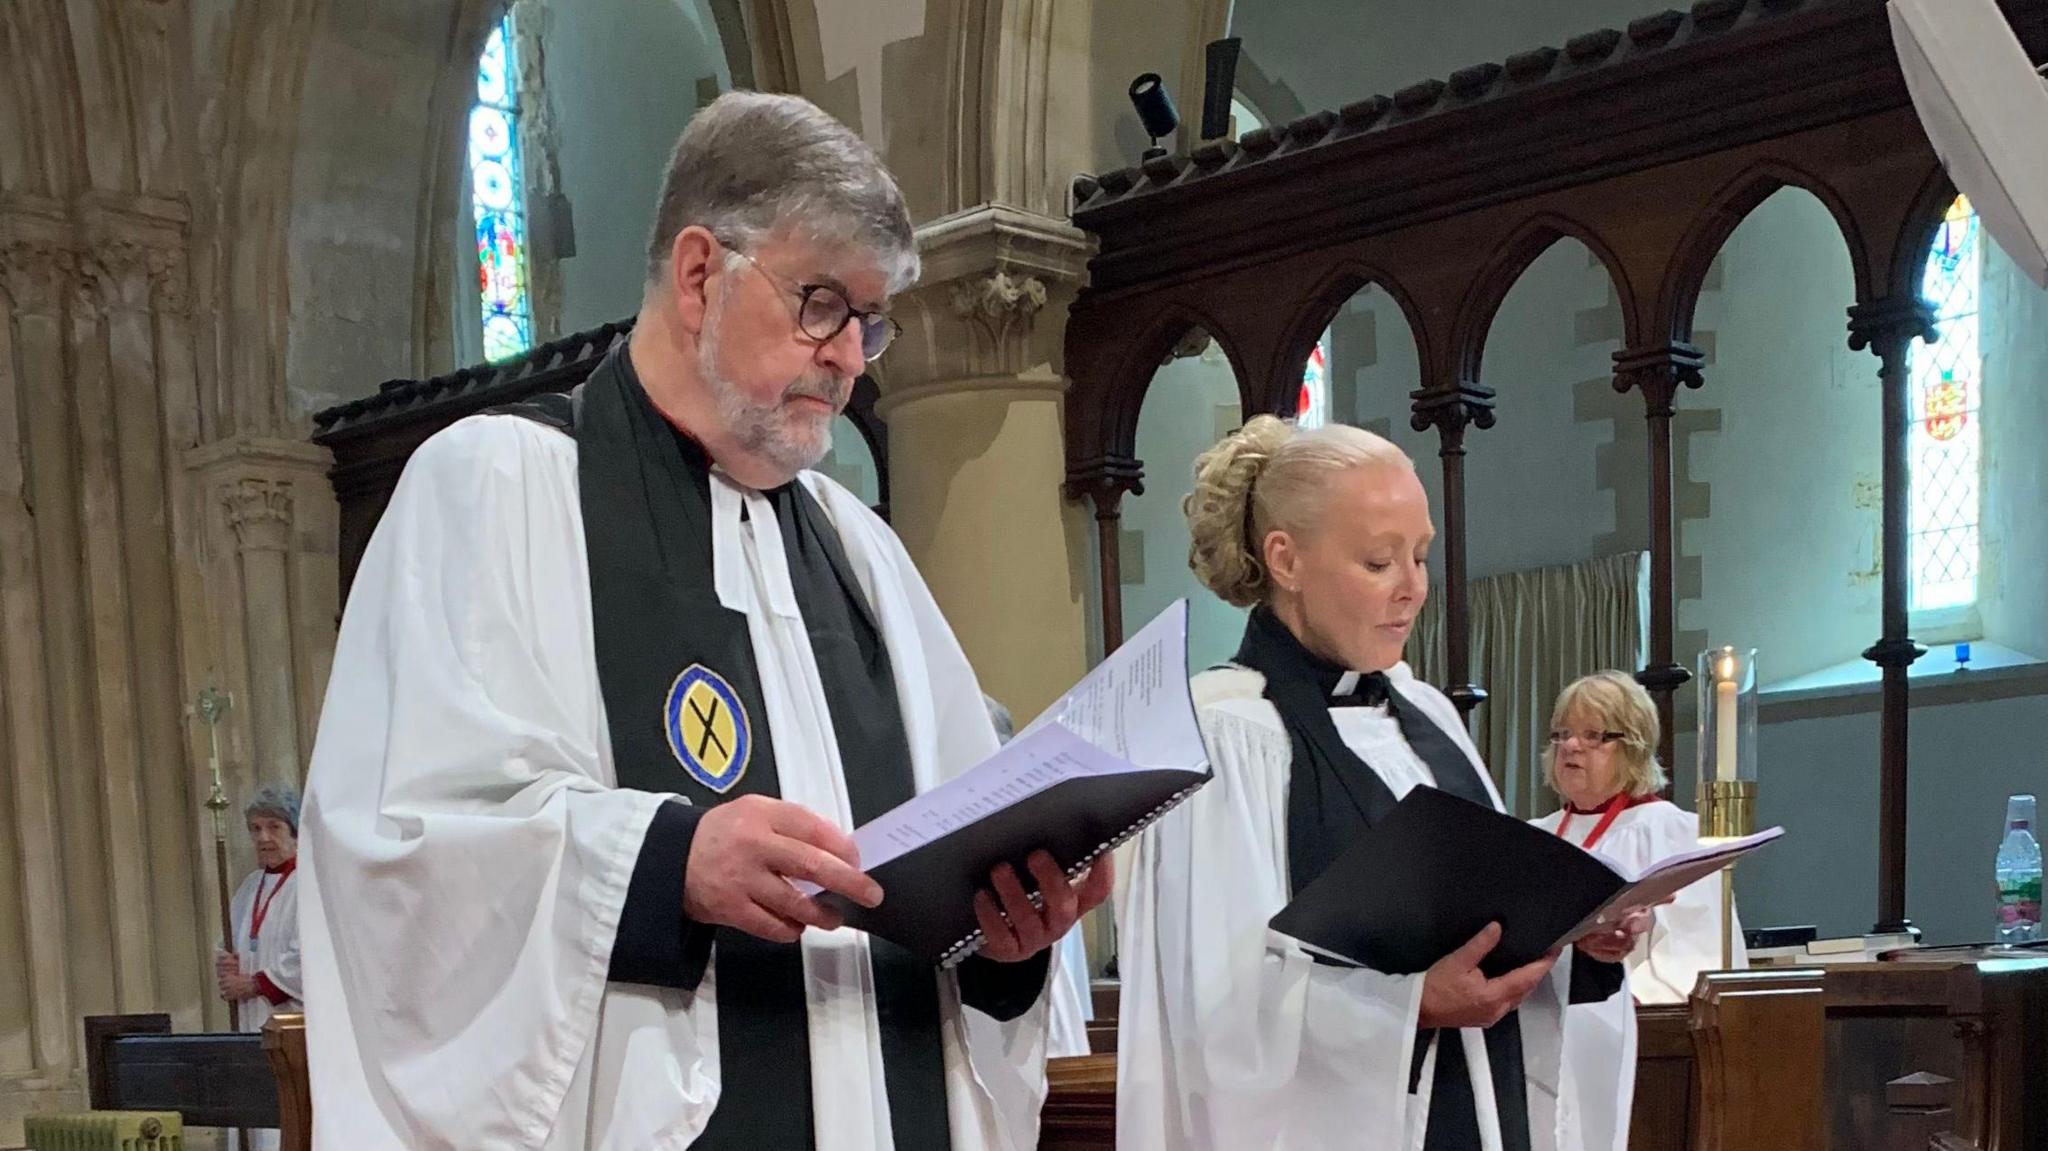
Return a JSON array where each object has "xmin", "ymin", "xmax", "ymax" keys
[
  {"xmin": 1269, "ymin": 785, "xmax": 1782, "ymax": 977},
  {"xmin": 807, "ymin": 600, "xmax": 1212, "ymax": 965}
]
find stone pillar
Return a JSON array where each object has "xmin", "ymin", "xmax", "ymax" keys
[
  {"xmin": 187, "ymin": 440, "xmax": 340, "ymax": 820},
  {"xmin": 0, "ymin": 236, "xmax": 81, "ymax": 1078},
  {"xmin": 226, "ymin": 479, "xmax": 303, "ymax": 784},
  {"xmin": 877, "ymin": 204, "xmax": 1093, "ymax": 722}
]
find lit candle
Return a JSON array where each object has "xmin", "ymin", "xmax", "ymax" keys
[{"xmin": 1715, "ymin": 651, "xmax": 1739, "ymax": 782}]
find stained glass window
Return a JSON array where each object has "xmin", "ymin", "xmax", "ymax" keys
[
  {"xmin": 1297, "ymin": 333, "xmax": 1331, "ymax": 429},
  {"xmin": 471, "ymin": 15, "xmax": 532, "ymax": 361},
  {"xmin": 1908, "ymin": 194, "xmax": 1981, "ymax": 613}
]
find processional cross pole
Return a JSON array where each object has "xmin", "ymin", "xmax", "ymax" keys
[{"xmin": 193, "ymin": 687, "xmax": 240, "ymax": 1032}]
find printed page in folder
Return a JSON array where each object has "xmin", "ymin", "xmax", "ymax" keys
[{"xmin": 807, "ymin": 600, "xmax": 1212, "ymax": 963}]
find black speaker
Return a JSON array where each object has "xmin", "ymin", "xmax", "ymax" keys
[{"xmin": 1201, "ymin": 38, "xmax": 1242, "ymax": 140}]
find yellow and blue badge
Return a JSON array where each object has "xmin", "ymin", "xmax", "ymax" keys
[{"xmin": 664, "ymin": 664, "xmax": 751, "ymax": 793}]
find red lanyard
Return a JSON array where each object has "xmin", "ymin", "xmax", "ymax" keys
[
  {"xmin": 1556, "ymin": 794, "xmax": 1648, "ymax": 850},
  {"xmin": 249, "ymin": 862, "xmax": 293, "ymax": 945}
]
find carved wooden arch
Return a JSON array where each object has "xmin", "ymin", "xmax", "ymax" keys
[
  {"xmin": 1661, "ymin": 159, "xmax": 1873, "ymax": 342},
  {"xmin": 1889, "ymin": 164, "xmax": 1965, "ymax": 303},
  {"xmin": 1266, "ymin": 260, "xmax": 1434, "ymax": 419},
  {"xmin": 1062, "ymin": 0, "xmax": 2048, "ymax": 933},
  {"xmin": 1452, "ymin": 212, "xmax": 1641, "ymax": 387},
  {"xmin": 1078, "ymin": 297, "xmax": 1257, "ymax": 482}
]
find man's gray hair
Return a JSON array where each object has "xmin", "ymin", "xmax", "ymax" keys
[
  {"xmin": 245, "ymin": 782, "xmax": 301, "ymax": 834},
  {"xmin": 646, "ymin": 91, "xmax": 919, "ymax": 293}
]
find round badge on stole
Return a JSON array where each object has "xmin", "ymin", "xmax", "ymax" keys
[{"xmin": 664, "ymin": 664, "xmax": 752, "ymax": 793}]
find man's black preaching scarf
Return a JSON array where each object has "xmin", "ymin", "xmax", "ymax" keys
[
  {"xmin": 1231, "ymin": 606, "xmax": 1620, "ymax": 1151},
  {"xmin": 501, "ymin": 348, "xmax": 1040, "ymax": 1149}
]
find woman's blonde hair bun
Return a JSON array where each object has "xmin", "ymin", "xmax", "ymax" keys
[{"xmin": 1181, "ymin": 414, "xmax": 1413, "ymax": 607}]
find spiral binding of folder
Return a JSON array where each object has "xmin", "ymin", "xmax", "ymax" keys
[{"xmin": 935, "ymin": 779, "xmax": 1209, "ymax": 968}]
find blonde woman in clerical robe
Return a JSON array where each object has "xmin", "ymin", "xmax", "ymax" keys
[
  {"xmin": 1115, "ymin": 417, "xmax": 1652, "ymax": 1151},
  {"xmin": 1531, "ymin": 671, "xmax": 1747, "ymax": 1151}
]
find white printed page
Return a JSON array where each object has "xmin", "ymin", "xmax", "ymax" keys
[
  {"xmin": 794, "ymin": 599, "xmax": 1209, "ymax": 893},
  {"xmin": 1019, "ymin": 599, "xmax": 1204, "ymax": 768},
  {"xmin": 1568, "ymin": 826, "xmax": 1784, "ymax": 938}
]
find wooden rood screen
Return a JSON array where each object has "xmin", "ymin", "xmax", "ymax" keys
[{"xmin": 1060, "ymin": 0, "xmax": 2047, "ymax": 932}]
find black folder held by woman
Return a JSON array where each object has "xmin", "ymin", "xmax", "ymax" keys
[{"xmin": 1268, "ymin": 785, "xmax": 1781, "ymax": 976}]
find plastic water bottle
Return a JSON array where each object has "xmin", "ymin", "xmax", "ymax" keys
[{"xmin": 1994, "ymin": 794, "xmax": 2041, "ymax": 944}]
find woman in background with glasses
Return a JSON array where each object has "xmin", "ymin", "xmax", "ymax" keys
[{"xmin": 1530, "ymin": 671, "xmax": 1747, "ymax": 1151}]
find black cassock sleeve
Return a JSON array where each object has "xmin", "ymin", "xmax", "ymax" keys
[
  {"xmin": 608, "ymin": 800, "xmax": 718, "ymax": 990},
  {"xmin": 954, "ymin": 950, "xmax": 1053, "ymax": 1022},
  {"xmin": 1567, "ymin": 948, "xmax": 1627, "ymax": 1004}
]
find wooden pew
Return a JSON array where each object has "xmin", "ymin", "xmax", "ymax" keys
[
  {"xmin": 82, "ymin": 1014, "xmax": 277, "ymax": 1129},
  {"xmin": 1640, "ymin": 952, "xmax": 2048, "ymax": 1150},
  {"xmin": 77, "ymin": 1013, "xmax": 310, "ymax": 1151},
  {"xmin": 262, "ymin": 1015, "xmax": 311, "ymax": 1151},
  {"xmin": 1629, "ymin": 1005, "xmax": 1695, "ymax": 1151}
]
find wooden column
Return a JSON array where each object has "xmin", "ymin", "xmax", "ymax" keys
[
  {"xmin": 1067, "ymin": 470, "xmax": 1143, "ymax": 654},
  {"xmin": 1614, "ymin": 343, "xmax": 1705, "ymax": 773},
  {"xmin": 1847, "ymin": 296, "xmax": 1935, "ymax": 935},
  {"xmin": 1410, "ymin": 381, "xmax": 1496, "ymax": 720}
]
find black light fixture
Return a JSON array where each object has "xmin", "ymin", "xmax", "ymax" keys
[{"xmin": 1128, "ymin": 73, "xmax": 1180, "ymax": 161}]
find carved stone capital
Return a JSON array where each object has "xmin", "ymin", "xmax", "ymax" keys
[
  {"xmin": 949, "ymin": 270, "xmax": 1047, "ymax": 346},
  {"xmin": 77, "ymin": 241, "xmax": 155, "ymax": 315},
  {"xmin": 0, "ymin": 242, "xmax": 77, "ymax": 315},
  {"xmin": 885, "ymin": 205, "xmax": 1093, "ymax": 396},
  {"xmin": 224, "ymin": 478, "xmax": 294, "ymax": 553},
  {"xmin": 1163, "ymin": 327, "xmax": 1214, "ymax": 363},
  {"xmin": 146, "ymin": 247, "xmax": 190, "ymax": 314},
  {"xmin": 1612, "ymin": 342, "xmax": 1706, "ymax": 418}
]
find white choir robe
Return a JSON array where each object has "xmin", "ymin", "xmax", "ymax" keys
[
  {"xmin": 228, "ymin": 865, "xmax": 302, "ymax": 1151},
  {"xmin": 1530, "ymin": 799, "xmax": 1747, "ymax": 1151},
  {"xmin": 1116, "ymin": 664, "xmax": 1605, "ymax": 1151},
  {"xmin": 1045, "ymin": 932, "xmax": 1095, "ymax": 1058},
  {"xmin": 298, "ymin": 415, "xmax": 1054, "ymax": 1151}
]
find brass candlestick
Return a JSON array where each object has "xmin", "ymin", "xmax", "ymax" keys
[{"xmin": 1702, "ymin": 780, "xmax": 1757, "ymax": 968}]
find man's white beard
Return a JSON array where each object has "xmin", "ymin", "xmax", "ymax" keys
[{"xmin": 699, "ymin": 289, "xmax": 837, "ymax": 482}]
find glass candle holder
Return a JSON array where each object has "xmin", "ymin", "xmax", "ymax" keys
[{"xmin": 1696, "ymin": 646, "xmax": 1758, "ymax": 842}]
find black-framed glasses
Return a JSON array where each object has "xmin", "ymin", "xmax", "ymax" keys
[
  {"xmin": 724, "ymin": 246, "xmax": 902, "ymax": 362},
  {"xmin": 1547, "ymin": 729, "xmax": 1626, "ymax": 747}
]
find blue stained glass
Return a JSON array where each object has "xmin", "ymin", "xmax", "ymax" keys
[
  {"xmin": 477, "ymin": 26, "xmax": 511, "ymax": 106},
  {"xmin": 469, "ymin": 13, "xmax": 530, "ymax": 361},
  {"xmin": 472, "ymin": 158, "xmax": 516, "ymax": 209}
]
